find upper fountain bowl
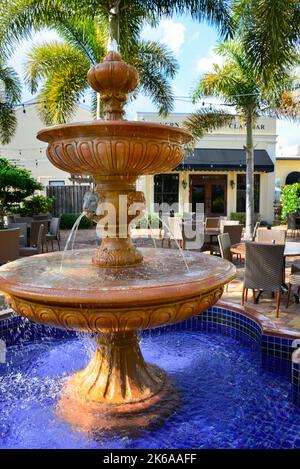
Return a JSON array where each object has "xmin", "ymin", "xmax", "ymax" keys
[{"xmin": 37, "ymin": 120, "xmax": 192, "ymax": 181}]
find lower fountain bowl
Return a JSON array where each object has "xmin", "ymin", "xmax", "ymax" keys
[{"xmin": 0, "ymin": 248, "xmax": 235, "ymax": 432}]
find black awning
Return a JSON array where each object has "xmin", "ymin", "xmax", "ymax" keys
[{"xmin": 176, "ymin": 148, "xmax": 274, "ymax": 172}]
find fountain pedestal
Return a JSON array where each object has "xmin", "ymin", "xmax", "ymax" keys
[{"xmin": 0, "ymin": 49, "xmax": 236, "ymax": 434}]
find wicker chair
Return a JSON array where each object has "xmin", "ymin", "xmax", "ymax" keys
[
  {"xmin": 252, "ymin": 221, "xmax": 260, "ymax": 241},
  {"xmin": 286, "ymin": 263, "xmax": 300, "ymax": 308},
  {"xmin": 19, "ymin": 224, "xmax": 44, "ymax": 257},
  {"xmin": 257, "ymin": 228, "xmax": 286, "ymax": 244},
  {"xmin": 7, "ymin": 222, "xmax": 27, "ymax": 247},
  {"xmin": 0, "ymin": 228, "xmax": 20, "ymax": 264},
  {"xmin": 217, "ymin": 233, "xmax": 232, "ymax": 291},
  {"xmin": 242, "ymin": 242, "xmax": 285, "ymax": 317},
  {"xmin": 205, "ymin": 217, "xmax": 220, "ymax": 229},
  {"xmin": 46, "ymin": 217, "xmax": 61, "ymax": 251},
  {"xmin": 15, "ymin": 216, "xmax": 33, "ymax": 224},
  {"xmin": 223, "ymin": 224, "xmax": 243, "ymax": 245},
  {"xmin": 30, "ymin": 220, "xmax": 48, "ymax": 253},
  {"xmin": 220, "ymin": 219, "xmax": 240, "ymax": 229},
  {"xmin": 287, "ymin": 213, "xmax": 300, "ymax": 237}
]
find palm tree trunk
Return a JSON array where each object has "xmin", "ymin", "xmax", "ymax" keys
[
  {"xmin": 245, "ymin": 111, "xmax": 254, "ymax": 239},
  {"xmin": 108, "ymin": 1, "xmax": 121, "ymax": 46}
]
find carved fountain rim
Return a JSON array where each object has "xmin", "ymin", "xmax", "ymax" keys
[
  {"xmin": 0, "ymin": 250, "xmax": 236, "ymax": 306},
  {"xmin": 37, "ymin": 120, "xmax": 192, "ymax": 143}
]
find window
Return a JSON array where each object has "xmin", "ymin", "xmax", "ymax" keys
[
  {"xmin": 49, "ymin": 180, "xmax": 65, "ymax": 186},
  {"xmin": 154, "ymin": 174, "xmax": 179, "ymax": 205},
  {"xmin": 236, "ymin": 174, "xmax": 260, "ymax": 213}
]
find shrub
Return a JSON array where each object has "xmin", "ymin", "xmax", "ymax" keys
[
  {"xmin": 134, "ymin": 213, "xmax": 160, "ymax": 229},
  {"xmin": 280, "ymin": 183, "xmax": 300, "ymax": 220},
  {"xmin": 230, "ymin": 212, "xmax": 260, "ymax": 225},
  {"xmin": 60, "ymin": 213, "xmax": 92, "ymax": 230},
  {"xmin": 18, "ymin": 195, "xmax": 54, "ymax": 216}
]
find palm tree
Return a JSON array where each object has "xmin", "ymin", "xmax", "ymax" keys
[
  {"xmin": 0, "ymin": 60, "xmax": 21, "ymax": 144},
  {"xmin": 234, "ymin": 0, "xmax": 300, "ymax": 84},
  {"xmin": 0, "ymin": 1, "xmax": 234, "ymax": 122},
  {"xmin": 184, "ymin": 41, "xmax": 299, "ymax": 238}
]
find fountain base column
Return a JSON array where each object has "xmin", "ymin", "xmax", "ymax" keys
[{"xmin": 57, "ymin": 332, "xmax": 177, "ymax": 433}]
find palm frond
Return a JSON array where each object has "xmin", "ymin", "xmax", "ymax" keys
[
  {"xmin": 183, "ymin": 107, "xmax": 235, "ymax": 139},
  {"xmin": 0, "ymin": 103, "xmax": 17, "ymax": 144},
  {"xmin": 25, "ymin": 41, "xmax": 89, "ymax": 94},
  {"xmin": 236, "ymin": 0, "xmax": 300, "ymax": 83},
  {"xmin": 0, "ymin": 64, "xmax": 22, "ymax": 104}
]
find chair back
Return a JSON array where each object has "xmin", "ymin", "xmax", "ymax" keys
[
  {"xmin": 252, "ymin": 221, "xmax": 260, "ymax": 241},
  {"xmin": 6, "ymin": 214, "xmax": 16, "ymax": 224},
  {"xmin": 220, "ymin": 219, "xmax": 239, "ymax": 229},
  {"xmin": 36, "ymin": 224, "xmax": 45, "ymax": 253},
  {"xmin": 15, "ymin": 216, "xmax": 33, "ymax": 224},
  {"xmin": 7, "ymin": 222, "xmax": 27, "ymax": 247},
  {"xmin": 167, "ymin": 217, "xmax": 183, "ymax": 241},
  {"xmin": 244, "ymin": 242, "xmax": 284, "ymax": 293},
  {"xmin": 30, "ymin": 220, "xmax": 46, "ymax": 247},
  {"xmin": 0, "ymin": 228, "xmax": 20, "ymax": 264},
  {"xmin": 287, "ymin": 213, "xmax": 297, "ymax": 230},
  {"xmin": 205, "ymin": 217, "xmax": 219, "ymax": 229},
  {"xmin": 257, "ymin": 228, "xmax": 286, "ymax": 244},
  {"xmin": 49, "ymin": 217, "xmax": 60, "ymax": 236},
  {"xmin": 223, "ymin": 224, "xmax": 243, "ymax": 245},
  {"xmin": 33, "ymin": 214, "xmax": 50, "ymax": 221},
  {"xmin": 217, "ymin": 233, "xmax": 232, "ymax": 262}
]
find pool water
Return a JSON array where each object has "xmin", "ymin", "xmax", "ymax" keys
[{"xmin": 0, "ymin": 328, "xmax": 300, "ymax": 449}]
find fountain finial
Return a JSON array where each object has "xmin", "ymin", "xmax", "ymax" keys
[{"xmin": 87, "ymin": 52, "xmax": 139, "ymax": 120}]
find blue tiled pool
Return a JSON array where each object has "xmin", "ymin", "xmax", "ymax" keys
[{"xmin": 0, "ymin": 308, "xmax": 300, "ymax": 449}]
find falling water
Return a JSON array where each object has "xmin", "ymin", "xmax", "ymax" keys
[
  {"xmin": 156, "ymin": 215, "xmax": 189, "ymax": 272},
  {"xmin": 60, "ymin": 213, "xmax": 85, "ymax": 272}
]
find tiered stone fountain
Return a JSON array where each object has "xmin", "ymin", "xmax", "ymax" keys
[{"xmin": 0, "ymin": 50, "xmax": 235, "ymax": 432}]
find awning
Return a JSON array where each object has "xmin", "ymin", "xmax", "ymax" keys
[{"xmin": 176, "ymin": 148, "xmax": 274, "ymax": 172}]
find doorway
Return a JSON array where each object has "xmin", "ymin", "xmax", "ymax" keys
[{"xmin": 190, "ymin": 175, "xmax": 227, "ymax": 217}]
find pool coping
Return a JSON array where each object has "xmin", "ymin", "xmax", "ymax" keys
[{"xmin": 217, "ymin": 300, "xmax": 300, "ymax": 340}]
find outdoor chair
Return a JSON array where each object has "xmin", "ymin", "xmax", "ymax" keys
[
  {"xmin": 287, "ymin": 213, "xmax": 300, "ymax": 238},
  {"xmin": 257, "ymin": 228, "xmax": 286, "ymax": 244},
  {"xmin": 162, "ymin": 217, "xmax": 183, "ymax": 249},
  {"xmin": 242, "ymin": 242, "xmax": 285, "ymax": 318},
  {"xmin": 220, "ymin": 219, "xmax": 240, "ymax": 230},
  {"xmin": 0, "ymin": 228, "xmax": 20, "ymax": 264},
  {"xmin": 20, "ymin": 224, "xmax": 44, "ymax": 257},
  {"xmin": 286, "ymin": 263, "xmax": 300, "ymax": 309},
  {"xmin": 15, "ymin": 216, "xmax": 33, "ymax": 224},
  {"xmin": 222, "ymin": 224, "xmax": 244, "ymax": 245},
  {"xmin": 46, "ymin": 217, "xmax": 61, "ymax": 251},
  {"xmin": 217, "ymin": 233, "xmax": 232, "ymax": 291},
  {"xmin": 33, "ymin": 214, "xmax": 51, "ymax": 221},
  {"xmin": 205, "ymin": 217, "xmax": 220, "ymax": 229},
  {"xmin": 30, "ymin": 221, "xmax": 48, "ymax": 253},
  {"xmin": 252, "ymin": 221, "xmax": 260, "ymax": 241},
  {"xmin": 7, "ymin": 222, "xmax": 28, "ymax": 247}
]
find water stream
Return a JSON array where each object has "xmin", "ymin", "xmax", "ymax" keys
[{"xmin": 60, "ymin": 213, "xmax": 85, "ymax": 272}]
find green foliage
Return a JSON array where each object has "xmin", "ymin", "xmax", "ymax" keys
[
  {"xmin": 0, "ymin": 158, "xmax": 42, "ymax": 224},
  {"xmin": 60, "ymin": 213, "xmax": 92, "ymax": 230},
  {"xmin": 0, "ymin": 61, "xmax": 21, "ymax": 143},
  {"xmin": 234, "ymin": 0, "xmax": 300, "ymax": 85},
  {"xmin": 18, "ymin": 194, "xmax": 54, "ymax": 216},
  {"xmin": 230, "ymin": 212, "xmax": 260, "ymax": 225},
  {"xmin": 134, "ymin": 213, "xmax": 160, "ymax": 229},
  {"xmin": 280, "ymin": 183, "xmax": 300, "ymax": 219},
  {"xmin": 0, "ymin": 1, "xmax": 234, "ymax": 122}
]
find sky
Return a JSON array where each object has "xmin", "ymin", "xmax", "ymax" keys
[{"xmin": 8, "ymin": 14, "xmax": 299, "ymax": 157}]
